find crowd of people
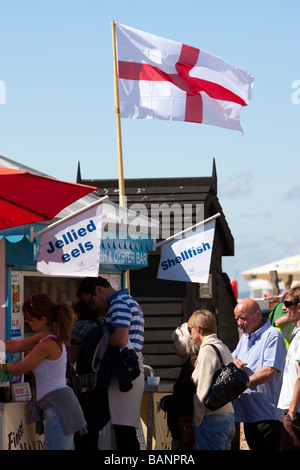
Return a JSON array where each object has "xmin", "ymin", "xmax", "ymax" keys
[
  {"xmin": 165, "ymin": 286, "xmax": 300, "ymax": 451},
  {"xmin": 1, "ymin": 276, "xmax": 300, "ymax": 450}
]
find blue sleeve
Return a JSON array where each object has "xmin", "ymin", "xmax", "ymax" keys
[
  {"xmin": 109, "ymin": 298, "xmax": 131, "ymax": 329},
  {"xmin": 263, "ymin": 330, "xmax": 286, "ymax": 371}
]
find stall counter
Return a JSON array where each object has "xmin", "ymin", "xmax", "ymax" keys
[
  {"xmin": 142, "ymin": 383, "xmax": 173, "ymax": 450},
  {"xmin": 0, "ymin": 401, "xmax": 44, "ymax": 450}
]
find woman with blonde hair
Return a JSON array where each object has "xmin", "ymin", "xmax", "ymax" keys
[
  {"xmin": 188, "ymin": 309, "xmax": 235, "ymax": 450},
  {"xmin": 2, "ymin": 294, "xmax": 86, "ymax": 450}
]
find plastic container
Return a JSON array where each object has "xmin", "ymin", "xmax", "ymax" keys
[{"xmin": 147, "ymin": 376, "xmax": 160, "ymax": 385}]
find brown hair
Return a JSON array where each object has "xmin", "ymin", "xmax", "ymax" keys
[
  {"xmin": 22, "ymin": 294, "xmax": 73, "ymax": 345},
  {"xmin": 286, "ymin": 285, "xmax": 300, "ymax": 305}
]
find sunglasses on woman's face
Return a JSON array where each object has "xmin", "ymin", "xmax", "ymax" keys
[{"xmin": 283, "ymin": 300, "xmax": 298, "ymax": 308}]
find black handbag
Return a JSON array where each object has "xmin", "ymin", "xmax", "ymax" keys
[{"xmin": 204, "ymin": 344, "xmax": 250, "ymax": 411}]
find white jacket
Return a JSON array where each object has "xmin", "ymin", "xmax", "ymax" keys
[{"xmin": 192, "ymin": 334, "xmax": 234, "ymax": 427}]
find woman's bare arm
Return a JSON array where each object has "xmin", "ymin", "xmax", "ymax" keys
[{"xmin": 5, "ymin": 333, "xmax": 42, "ymax": 353}]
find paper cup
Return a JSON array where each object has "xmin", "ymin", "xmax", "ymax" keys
[
  {"xmin": 0, "ymin": 340, "xmax": 6, "ymax": 365},
  {"xmin": 147, "ymin": 376, "xmax": 160, "ymax": 385}
]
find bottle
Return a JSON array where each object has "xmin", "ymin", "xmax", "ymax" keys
[{"xmin": 0, "ymin": 363, "xmax": 11, "ymax": 402}]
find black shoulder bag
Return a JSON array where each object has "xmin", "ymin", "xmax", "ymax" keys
[
  {"xmin": 204, "ymin": 344, "xmax": 250, "ymax": 411},
  {"xmin": 49, "ymin": 336, "xmax": 82, "ymax": 396}
]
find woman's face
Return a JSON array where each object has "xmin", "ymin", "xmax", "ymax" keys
[
  {"xmin": 26, "ymin": 315, "xmax": 46, "ymax": 333},
  {"xmin": 174, "ymin": 345, "xmax": 184, "ymax": 357},
  {"xmin": 188, "ymin": 325, "xmax": 201, "ymax": 345}
]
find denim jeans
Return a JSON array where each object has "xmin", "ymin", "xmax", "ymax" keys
[
  {"xmin": 43, "ymin": 407, "xmax": 74, "ymax": 450},
  {"xmin": 194, "ymin": 413, "xmax": 235, "ymax": 450}
]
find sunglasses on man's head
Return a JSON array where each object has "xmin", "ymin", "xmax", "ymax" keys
[{"xmin": 283, "ymin": 300, "xmax": 298, "ymax": 308}]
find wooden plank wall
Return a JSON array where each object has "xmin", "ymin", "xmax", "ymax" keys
[
  {"xmin": 94, "ymin": 179, "xmax": 210, "ymax": 240},
  {"xmin": 138, "ymin": 297, "xmax": 184, "ymax": 381}
]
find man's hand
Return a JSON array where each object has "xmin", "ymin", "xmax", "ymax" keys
[{"xmin": 234, "ymin": 358, "xmax": 247, "ymax": 370}]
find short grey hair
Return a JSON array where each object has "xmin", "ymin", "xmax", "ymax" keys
[{"xmin": 172, "ymin": 322, "xmax": 198, "ymax": 356}]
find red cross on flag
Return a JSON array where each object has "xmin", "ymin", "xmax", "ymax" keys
[{"xmin": 115, "ymin": 23, "xmax": 254, "ymax": 133}]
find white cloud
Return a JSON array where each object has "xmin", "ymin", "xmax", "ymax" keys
[
  {"xmin": 285, "ymin": 186, "xmax": 300, "ymax": 199},
  {"xmin": 219, "ymin": 172, "xmax": 254, "ymax": 198}
]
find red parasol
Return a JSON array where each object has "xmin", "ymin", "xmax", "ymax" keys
[{"xmin": 0, "ymin": 167, "xmax": 97, "ymax": 230}]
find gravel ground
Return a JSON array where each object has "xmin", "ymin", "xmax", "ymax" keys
[{"xmin": 240, "ymin": 424, "xmax": 250, "ymax": 450}]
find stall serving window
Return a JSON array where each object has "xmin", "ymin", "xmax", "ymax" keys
[
  {"xmin": 9, "ymin": 271, "xmax": 121, "ymax": 391},
  {"xmin": 21, "ymin": 272, "xmax": 121, "ymax": 339}
]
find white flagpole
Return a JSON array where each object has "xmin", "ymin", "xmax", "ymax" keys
[
  {"xmin": 30, "ymin": 195, "xmax": 109, "ymax": 241},
  {"xmin": 154, "ymin": 213, "xmax": 221, "ymax": 250}
]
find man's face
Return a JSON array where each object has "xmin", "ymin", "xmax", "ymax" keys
[
  {"xmin": 282, "ymin": 297, "xmax": 300, "ymax": 323},
  {"xmin": 234, "ymin": 303, "xmax": 261, "ymax": 335},
  {"xmin": 81, "ymin": 287, "xmax": 108, "ymax": 314}
]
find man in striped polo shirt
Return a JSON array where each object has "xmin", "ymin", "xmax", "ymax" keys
[{"xmin": 77, "ymin": 276, "xmax": 145, "ymax": 450}]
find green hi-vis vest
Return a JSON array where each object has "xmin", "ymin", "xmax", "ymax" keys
[{"xmin": 269, "ymin": 301, "xmax": 294, "ymax": 350}]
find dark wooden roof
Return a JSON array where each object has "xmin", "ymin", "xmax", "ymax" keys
[{"xmin": 77, "ymin": 159, "xmax": 234, "ymax": 256}]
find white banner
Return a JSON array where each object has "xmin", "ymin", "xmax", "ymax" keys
[
  {"xmin": 37, "ymin": 203, "xmax": 103, "ymax": 277},
  {"xmin": 157, "ymin": 219, "xmax": 215, "ymax": 283}
]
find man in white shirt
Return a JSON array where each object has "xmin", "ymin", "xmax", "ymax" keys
[{"xmin": 277, "ymin": 285, "xmax": 300, "ymax": 450}]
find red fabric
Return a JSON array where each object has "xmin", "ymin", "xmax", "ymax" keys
[
  {"xmin": 118, "ymin": 42, "xmax": 247, "ymax": 125},
  {"xmin": 0, "ymin": 168, "xmax": 96, "ymax": 229}
]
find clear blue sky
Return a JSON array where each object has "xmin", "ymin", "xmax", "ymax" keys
[{"xmin": 1, "ymin": 1, "xmax": 299, "ymax": 296}]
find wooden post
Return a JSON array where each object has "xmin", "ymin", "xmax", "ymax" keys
[
  {"xmin": 111, "ymin": 21, "xmax": 125, "ymax": 208},
  {"xmin": 269, "ymin": 270, "xmax": 280, "ymax": 296},
  {"xmin": 111, "ymin": 21, "xmax": 130, "ymax": 292}
]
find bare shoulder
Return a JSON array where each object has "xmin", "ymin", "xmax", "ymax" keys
[{"xmin": 36, "ymin": 336, "xmax": 62, "ymax": 359}]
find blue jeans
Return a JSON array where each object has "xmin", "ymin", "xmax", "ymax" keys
[
  {"xmin": 194, "ymin": 413, "xmax": 235, "ymax": 450},
  {"xmin": 43, "ymin": 407, "xmax": 74, "ymax": 450}
]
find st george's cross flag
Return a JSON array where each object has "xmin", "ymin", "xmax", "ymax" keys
[
  {"xmin": 157, "ymin": 219, "xmax": 216, "ymax": 284},
  {"xmin": 115, "ymin": 23, "xmax": 254, "ymax": 132}
]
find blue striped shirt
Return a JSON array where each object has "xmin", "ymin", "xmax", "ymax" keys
[{"xmin": 106, "ymin": 289, "xmax": 144, "ymax": 352}]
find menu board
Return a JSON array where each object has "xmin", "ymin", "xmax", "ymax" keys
[
  {"xmin": 10, "ymin": 272, "xmax": 24, "ymax": 383},
  {"xmin": 11, "ymin": 271, "xmax": 23, "ymax": 339}
]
